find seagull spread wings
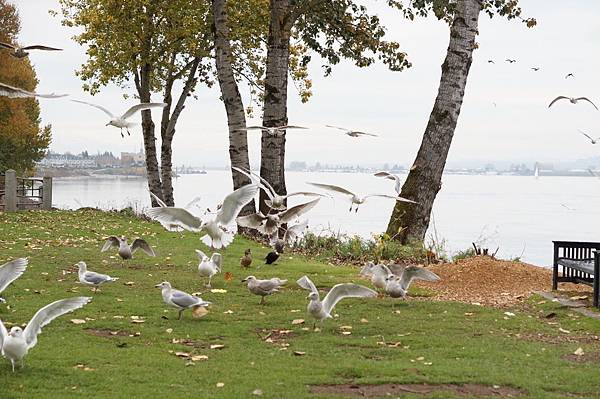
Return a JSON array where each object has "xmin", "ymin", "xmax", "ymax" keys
[
  {"xmin": 321, "ymin": 284, "xmax": 377, "ymax": 315},
  {"xmin": 0, "ymin": 82, "xmax": 67, "ymax": 99},
  {"xmin": 364, "ymin": 194, "xmax": 417, "ymax": 204},
  {"xmin": 0, "ymin": 258, "xmax": 28, "ymax": 294},
  {"xmin": 122, "ymin": 103, "xmax": 168, "ymax": 119},
  {"xmin": 71, "ymin": 100, "xmax": 114, "ymax": 117},
  {"xmin": 131, "ymin": 239, "xmax": 155, "ymax": 257},
  {"xmin": 16, "ymin": 297, "xmax": 91, "ymax": 349},
  {"xmin": 307, "ymin": 182, "xmax": 355, "ymax": 197},
  {"xmin": 232, "ymin": 166, "xmax": 275, "ymax": 199},
  {"xmin": 576, "ymin": 97, "xmax": 599, "ymax": 110},
  {"xmin": 279, "ymin": 198, "xmax": 320, "ymax": 224},
  {"xmin": 296, "ymin": 275, "xmax": 318, "ymax": 294},
  {"xmin": 398, "ymin": 266, "xmax": 440, "ymax": 290},
  {"xmin": 215, "ymin": 184, "xmax": 259, "ymax": 226},
  {"xmin": 145, "ymin": 207, "xmax": 204, "ymax": 232},
  {"xmin": 101, "ymin": 236, "xmax": 121, "ymax": 252}
]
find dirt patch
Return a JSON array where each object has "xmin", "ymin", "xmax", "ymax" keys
[
  {"xmin": 310, "ymin": 383, "xmax": 524, "ymax": 397},
  {"xmin": 85, "ymin": 328, "xmax": 134, "ymax": 338},
  {"xmin": 516, "ymin": 332, "xmax": 600, "ymax": 345},
  {"xmin": 562, "ymin": 351, "xmax": 600, "ymax": 363},
  {"xmin": 256, "ymin": 328, "xmax": 295, "ymax": 348},
  {"xmin": 415, "ymin": 257, "xmax": 591, "ymax": 307}
]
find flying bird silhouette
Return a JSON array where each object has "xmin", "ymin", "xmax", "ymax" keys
[
  {"xmin": 548, "ymin": 96, "xmax": 598, "ymax": 111},
  {"xmin": 0, "ymin": 42, "xmax": 61, "ymax": 58},
  {"xmin": 578, "ymin": 129, "xmax": 600, "ymax": 144},
  {"xmin": 325, "ymin": 125, "xmax": 378, "ymax": 138},
  {"xmin": 0, "ymin": 82, "xmax": 67, "ymax": 99}
]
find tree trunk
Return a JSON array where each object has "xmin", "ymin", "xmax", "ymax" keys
[
  {"xmin": 259, "ymin": 0, "xmax": 293, "ymax": 215},
  {"xmin": 135, "ymin": 64, "xmax": 162, "ymax": 207},
  {"xmin": 212, "ymin": 0, "xmax": 254, "ymax": 215},
  {"xmin": 386, "ymin": 0, "xmax": 482, "ymax": 243}
]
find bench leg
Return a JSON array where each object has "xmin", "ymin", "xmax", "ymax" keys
[{"xmin": 594, "ymin": 260, "xmax": 600, "ymax": 308}]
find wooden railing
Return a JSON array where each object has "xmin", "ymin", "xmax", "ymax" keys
[{"xmin": 0, "ymin": 169, "xmax": 52, "ymax": 212}]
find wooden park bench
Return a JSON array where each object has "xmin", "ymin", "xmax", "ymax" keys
[{"xmin": 552, "ymin": 241, "xmax": 600, "ymax": 307}]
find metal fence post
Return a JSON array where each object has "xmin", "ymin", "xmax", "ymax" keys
[
  {"xmin": 5, "ymin": 169, "xmax": 17, "ymax": 212},
  {"xmin": 42, "ymin": 176, "xmax": 53, "ymax": 210}
]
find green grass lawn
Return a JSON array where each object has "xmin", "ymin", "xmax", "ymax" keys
[{"xmin": 1, "ymin": 210, "xmax": 600, "ymax": 398}]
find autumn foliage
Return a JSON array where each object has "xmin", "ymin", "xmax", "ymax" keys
[{"xmin": 0, "ymin": 0, "xmax": 51, "ymax": 174}]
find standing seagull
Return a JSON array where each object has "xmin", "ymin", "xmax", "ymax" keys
[
  {"xmin": 0, "ymin": 297, "xmax": 91, "ymax": 372},
  {"xmin": 297, "ymin": 275, "xmax": 376, "ymax": 330},
  {"xmin": 196, "ymin": 250, "xmax": 222, "ymax": 288},
  {"xmin": 325, "ymin": 125, "xmax": 378, "ymax": 138},
  {"xmin": 0, "ymin": 82, "xmax": 67, "ymax": 99},
  {"xmin": 548, "ymin": 96, "xmax": 598, "ymax": 110},
  {"xmin": 0, "ymin": 42, "xmax": 62, "ymax": 58},
  {"xmin": 0, "ymin": 258, "xmax": 28, "ymax": 304},
  {"xmin": 578, "ymin": 129, "xmax": 600, "ymax": 144},
  {"xmin": 232, "ymin": 166, "xmax": 324, "ymax": 210},
  {"xmin": 307, "ymin": 182, "xmax": 416, "ymax": 212},
  {"xmin": 155, "ymin": 282, "xmax": 211, "ymax": 320},
  {"xmin": 236, "ymin": 198, "xmax": 320, "ymax": 235},
  {"xmin": 242, "ymin": 276, "xmax": 287, "ymax": 305},
  {"xmin": 71, "ymin": 100, "xmax": 167, "ymax": 137},
  {"xmin": 374, "ymin": 171, "xmax": 403, "ymax": 194},
  {"xmin": 381, "ymin": 265, "xmax": 440, "ymax": 298},
  {"xmin": 76, "ymin": 261, "xmax": 118, "ymax": 292},
  {"xmin": 101, "ymin": 236, "xmax": 155, "ymax": 260},
  {"xmin": 146, "ymin": 184, "xmax": 259, "ymax": 249},
  {"xmin": 235, "ymin": 125, "xmax": 308, "ymax": 136}
]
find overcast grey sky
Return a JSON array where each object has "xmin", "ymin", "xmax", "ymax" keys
[{"xmin": 12, "ymin": 1, "xmax": 600, "ymax": 167}]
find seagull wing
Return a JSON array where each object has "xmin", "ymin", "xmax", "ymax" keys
[
  {"xmin": 578, "ymin": 130, "xmax": 595, "ymax": 141},
  {"xmin": 0, "ymin": 319, "xmax": 7, "ymax": 350},
  {"xmin": 145, "ymin": 207, "xmax": 203, "ymax": 232},
  {"xmin": 236, "ymin": 213, "xmax": 267, "ymax": 229},
  {"xmin": 353, "ymin": 131, "xmax": 378, "ymax": 137},
  {"xmin": 283, "ymin": 220, "xmax": 308, "ymax": 244},
  {"xmin": 0, "ymin": 42, "xmax": 15, "ymax": 50},
  {"xmin": 575, "ymin": 97, "xmax": 599, "ymax": 111},
  {"xmin": 71, "ymin": 99, "xmax": 114, "ymax": 117},
  {"xmin": 325, "ymin": 125, "xmax": 349, "ymax": 132},
  {"xmin": 283, "ymin": 191, "xmax": 326, "ymax": 200},
  {"xmin": 296, "ymin": 275, "xmax": 318, "ymax": 294},
  {"xmin": 0, "ymin": 82, "xmax": 35, "ymax": 98},
  {"xmin": 278, "ymin": 125, "xmax": 308, "ymax": 130},
  {"xmin": 239, "ymin": 125, "xmax": 268, "ymax": 131},
  {"xmin": 22, "ymin": 45, "xmax": 62, "ymax": 51},
  {"xmin": 149, "ymin": 191, "xmax": 168, "ymax": 207},
  {"xmin": 321, "ymin": 283, "xmax": 377, "ymax": 315},
  {"xmin": 279, "ymin": 198, "xmax": 320, "ymax": 224},
  {"xmin": 211, "ymin": 253, "xmax": 223, "ymax": 271},
  {"xmin": 121, "ymin": 103, "xmax": 167, "ymax": 119},
  {"xmin": 24, "ymin": 297, "xmax": 91, "ymax": 349},
  {"xmin": 306, "ymin": 182, "xmax": 355, "ymax": 197},
  {"xmin": 0, "ymin": 258, "xmax": 28, "ymax": 294},
  {"xmin": 398, "ymin": 266, "xmax": 440, "ymax": 291},
  {"xmin": 171, "ymin": 290, "xmax": 205, "ymax": 308},
  {"xmin": 548, "ymin": 96, "xmax": 569, "ymax": 108},
  {"xmin": 195, "ymin": 249, "xmax": 208, "ymax": 261},
  {"xmin": 131, "ymin": 239, "xmax": 155, "ymax": 256},
  {"xmin": 232, "ymin": 166, "xmax": 274, "ymax": 199},
  {"xmin": 215, "ymin": 184, "xmax": 259, "ymax": 226},
  {"xmin": 184, "ymin": 197, "xmax": 202, "ymax": 210},
  {"xmin": 83, "ymin": 271, "xmax": 113, "ymax": 285},
  {"xmin": 101, "ymin": 236, "xmax": 120, "ymax": 252},
  {"xmin": 364, "ymin": 194, "xmax": 417, "ymax": 204}
]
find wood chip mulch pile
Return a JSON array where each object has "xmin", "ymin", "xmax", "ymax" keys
[{"xmin": 414, "ymin": 256, "xmax": 591, "ymax": 307}]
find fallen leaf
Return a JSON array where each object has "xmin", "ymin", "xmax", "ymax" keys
[
  {"xmin": 504, "ymin": 312, "xmax": 516, "ymax": 317},
  {"xmin": 574, "ymin": 347, "xmax": 585, "ymax": 356},
  {"xmin": 416, "ymin": 356, "xmax": 425, "ymax": 361},
  {"xmin": 559, "ymin": 328, "xmax": 571, "ymax": 334},
  {"xmin": 70, "ymin": 319, "xmax": 86, "ymax": 325},
  {"xmin": 191, "ymin": 355, "xmax": 208, "ymax": 361},
  {"xmin": 341, "ymin": 331, "xmax": 351, "ymax": 335},
  {"xmin": 216, "ymin": 382, "xmax": 225, "ymax": 388},
  {"xmin": 290, "ymin": 309, "xmax": 301, "ymax": 313},
  {"xmin": 174, "ymin": 352, "xmax": 190, "ymax": 358},
  {"xmin": 124, "ymin": 281, "xmax": 135, "ymax": 286},
  {"xmin": 223, "ymin": 310, "xmax": 234, "ymax": 314},
  {"xmin": 192, "ymin": 306, "xmax": 209, "ymax": 318},
  {"xmin": 224, "ymin": 272, "xmax": 233, "ymax": 282},
  {"xmin": 360, "ymin": 318, "xmax": 369, "ymax": 323},
  {"xmin": 291, "ymin": 319, "xmax": 305, "ymax": 325},
  {"xmin": 210, "ymin": 344, "xmax": 225, "ymax": 350},
  {"xmin": 210, "ymin": 289, "xmax": 227, "ymax": 293},
  {"xmin": 294, "ymin": 351, "xmax": 306, "ymax": 356},
  {"xmin": 131, "ymin": 319, "xmax": 145, "ymax": 324},
  {"xmin": 339, "ymin": 325, "xmax": 353, "ymax": 330},
  {"xmin": 166, "ymin": 328, "xmax": 173, "ymax": 334},
  {"xmin": 570, "ymin": 295, "xmax": 588, "ymax": 301},
  {"xmin": 252, "ymin": 389, "xmax": 263, "ymax": 396}
]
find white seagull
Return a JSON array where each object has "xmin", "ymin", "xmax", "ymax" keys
[
  {"xmin": 76, "ymin": 261, "xmax": 118, "ymax": 292},
  {"xmin": 0, "ymin": 42, "xmax": 62, "ymax": 58},
  {"xmin": 101, "ymin": 236, "xmax": 155, "ymax": 260},
  {"xmin": 297, "ymin": 275, "xmax": 376, "ymax": 329},
  {"xmin": 307, "ymin": 182, "xmax": 416, "ymax": 212},
  {"xmin": 155, "ymin": 282, "xmax": 211, "ymax": 320},
  {"xmin": 232, "ymin": 166, "xmax": 324, "ymax": 210},
  {"xmin": 381, "ymin": 265, "xmax": 440, "ymax": 298},
  {"xmin": 0, "ymin": 82, "xmax": 67, "ymax": 99},
  {"xmin": 578, "ymin": 129, "xmax": 600, "ymax": 144},
  {"xmin": 146, "ymin": 184, "xmax": 259, "ymax": 249},
  {"xmin": 242, "ymin": 276, "xmax": 287, "ymax": 305},
  {"xmin": 0, "ymin": 297, "xmax": 91, "ymax": 371},
  {"xmin": 359, "ymin": 262, "xmax": 389, "ymax": 292},
  {"xmin": 149, "ymin": 192, "xmax": 202, "ymax": 231},
  {"xmin": 71, "ymin": 100, "xmax": 167, "ymax": 137},
  {"xmin": 325, "ymin": 125, "xmax": 378, "ymax": 138},
  {"xmin": 548, "ymin": 96, "xmax": 598, "ymax": 111},
  {"xmin": 236, "ymin": 198, "xmax": 320, "ymax": 235},
  {"xmin": 196, "ymin": 250, "xmax": 222, "ymax": 288},
  {"xmin": 0, "ymin": 258, "xmax": 28, "ymax": 304},
  {"xmin": 374, "ymin": 171, "xmax": 403, "ymax": 194},
  {"xmin": 235, "ymin": 125, "xmax": 308, "ymax": 136}
]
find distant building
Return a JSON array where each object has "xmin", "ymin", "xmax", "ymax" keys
[
  {"xmin": 38, "ymin": 152, "xmax": 96, "ymax": 168},
  {"xmin": 94, "ymin": 151, "xmax": 120, "ymax": 168},
  {"xmin": 120, "ymin": 146, "xmax": 145, "ymax": 167}
]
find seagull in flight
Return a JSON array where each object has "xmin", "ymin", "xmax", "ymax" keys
[
  {"xmin": 374, "ymin": 171, "xmax": 403, "ymax": 194},
  {"xmin": 297, "ymin": 275, "xmax": 376, "ymax": 330},
  {"xmin": 0, "ymin": 42, "xmax": 62, "ymax": 58},
  {"xmin": 146, "ymin": 184, "xmax": 259, "ymax": 249},
  {"xmin": 531, "ymin": 67, "xmax": 540, "ymax": 71},
  {"xmin": 325, "ymin": 125, "xmax": 378, "ymax": 138},
  {"xmin": 487, "ymin": 60, "xmax": 495, "ymax": 64},
  {"xmin": 307, "ymin": 182, "xmax": 416, "ymax": 212},
  {"xmin": 235, "ymin": 125, "xmax": 308, "ymax": 136},
  {"xmin": 0, "ymin": 258, "xmax": 27, "ymax": 304},
  {"xmin": 578, "ymin": 129, "xmax": 600, "ymax": 144},
  {"xmin": 0, "ymin": 297, "xmax": 91, "ymax": 371},
  {"xmin": 232, "ymin": 166, "xmax": 324, "ymax": 210},
  {"xmin": 71, "ymin": 100, "xmax": 167, "ymax": 137},
  {"xmin": 588, "ymin": 169, "xmax": 600, "ymax": 179},
  {"xmin": 0, "ymin": 82, "xmax": 67, "ymax": 99},
  {"xmin": 505, "ymin": 59, "xmax": 516, "ymax": 63},
  {"xmin": 383, "ymin": 265, "xmax": 440, "ymax": 298},
  {"xmin": 548, "ymin": 96, "xmax": 598, "ymax": 111},
  {"xmin": 237, "ymin": 198, "xmax": 320, "ymax": 235},
  {"xmin": 565, "ymin": 73, "xmax": 575, "ymax": 79}
]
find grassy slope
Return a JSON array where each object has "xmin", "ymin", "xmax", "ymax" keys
[{"xmin": 0, "ymin": 210, "xmax": 599, "ymax": 399}]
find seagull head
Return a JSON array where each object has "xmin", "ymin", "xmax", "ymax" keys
[
  {"xmin": 241, "ymin": 276, "xmax": 256, "ymax": 283},
  {"xmin": 385, "ymin": 274, "xmax": 398, "ymax": 282},
  {"xmin": 8, "ymin": 326, "xmax": 23, "ymax": 338},
  {"xmin": 76, "ymin": 261, "xmax": 87, "ymax": 271},
  {"xmin": 307, "ymin": 292, "xmax": 319, "ymax": 301},
  {"xmin": 0, "ymin": 297, "xmax": 5, "ymax": 304},
  {"xmin": 155, "ymin": 281, "xmax": 171, "ymax": 289}
]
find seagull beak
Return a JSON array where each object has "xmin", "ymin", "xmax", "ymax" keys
[
  {"xmin": 241, "ymin": 278, "xmax": 248, "ymax": 282},
  {"xmin": 154, "ymin": 283, "xmax": 162, "ymax": 288}
]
